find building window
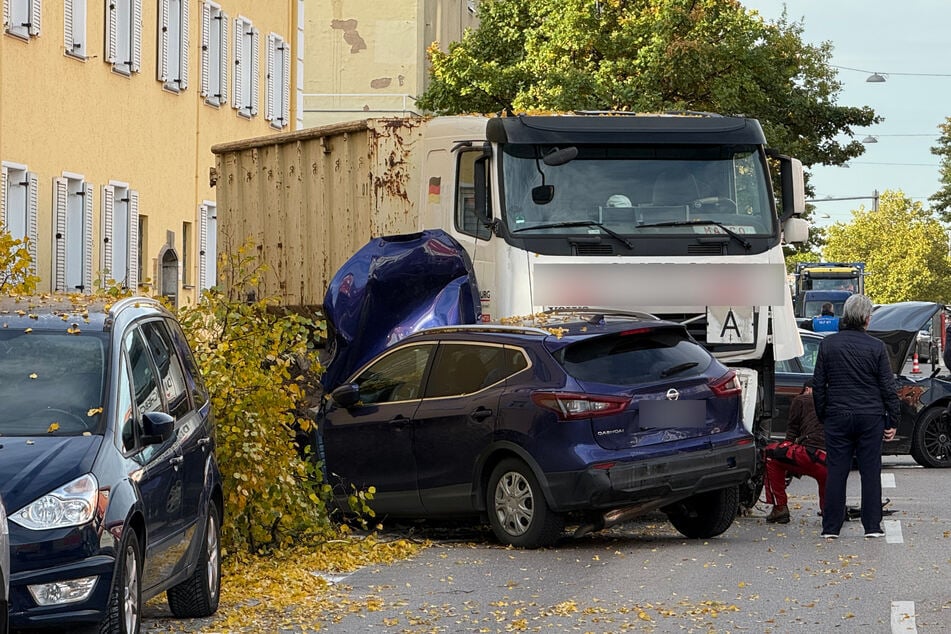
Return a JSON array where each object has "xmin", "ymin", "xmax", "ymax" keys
[
  {"xmin": 53, "ymin": 175, "xmax": 94, "ymax": 292},
  {"xmin": 265, "ymin": 33, "xmax": 290, "ymax": 129},
  {"xmin": 101, "ymin": 183, "xmax": 139, "ymax": 289},
  {"xmin": 64, "ymin": 0, "xmax": 86, "ymax": 58},
  {"xmin": 198, "ymin": 201, "xmax": 216, "ymax": 290},
  {"xmin": 200, "ymin": 1, "xmax": 227, "ymax": 106},
  {"xmin": 3, "ymin": 0, "xmax": 41, "ymax": 40},
  {"xmin": 157, "ymin": 0, "xmax": 188, "ymax": 92},
  {"xmin": 232, "ymin": 15, "xmax": 258, "ymax": 118},
  {"xmin": 105, "ymin": 0, "xmax": 142, "ymax": 76},
  {"xmin": 1, "ymin": 163, "xmax": 39, "ymax": 266}
]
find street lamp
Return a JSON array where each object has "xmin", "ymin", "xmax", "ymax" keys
[
  {"xmin": 866, "ymin": 72, "xmax": 887, "ymax": 83},
  {"xmin": 861, "ymin": 135, "xmax": 878, "ymax": 143}
]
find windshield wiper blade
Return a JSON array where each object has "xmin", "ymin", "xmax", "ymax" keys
[
  {"xmin": 636, "ymin": 219, "xmax": 752, "ymax": 250},
  {"xmin": 511, "ymin": 220, "xmax": 634, "ymax": 249},
  {"xmin": 659, "ymin": 361, "xmax": 699, "ymax": 378}
]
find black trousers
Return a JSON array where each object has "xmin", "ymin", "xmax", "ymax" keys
[{"xmin": 822, "ymin": 411, "xmax": 885, "ymax": 535}]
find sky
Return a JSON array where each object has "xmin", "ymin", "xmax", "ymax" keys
[{"xmin": 741, "ymin": 1, "xmax": 951, "ymax": 227}]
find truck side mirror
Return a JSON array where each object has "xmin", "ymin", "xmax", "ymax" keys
[
  {"xmin": 783, "ymin": 216, "xmax": 809, "ymax": 244},
  {"xmin": 778, "ymin": 155, "xmax": 806, "ymax": 221},
  {"xmin": 473, "ymin": 152, "xmax": 492, "ymax": 225}
]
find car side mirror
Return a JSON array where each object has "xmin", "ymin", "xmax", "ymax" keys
[
  {"xmin": 331, "ymin": 383, "xmax": 361, "ymax": 409},
  {"xmin": 141, "ymin": 411, "xmax": 175, "ymax": 446}
]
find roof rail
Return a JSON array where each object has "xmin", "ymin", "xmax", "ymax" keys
[{"xmin": 415, "ymin": 324, "xmax": 552, "ymax": 337}]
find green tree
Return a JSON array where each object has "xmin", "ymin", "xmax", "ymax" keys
[
  {"xmin": 418, "ymin": 0, "xmax": 878, "ymax": 170},
  {"xmin": 928, "ymin": 117, "xmax": 951, "ymax": 221},
  {"xmin": 822, "ymin": 190, "xmax": 951, "ymax": 304},
  {"xmin": 0, "ymin": 223, "xmax": 39, "ymax": 294}
]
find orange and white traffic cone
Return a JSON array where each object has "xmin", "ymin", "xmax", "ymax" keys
[{"xmin": 912, "ymin": 352, "xmax": 921, "ymax": 374}]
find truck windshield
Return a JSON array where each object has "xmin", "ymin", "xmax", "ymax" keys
[{"xmin": 499, "ymin": 144, "xmax": 776, "ymax": 249}]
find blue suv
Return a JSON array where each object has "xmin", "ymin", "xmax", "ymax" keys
[
  {"xmin": 0, "ymin": 295, "xmax": 222, "ymax": 633},
  {"xmin": 321, "ymin": 317, "xmax": 756, "ymax": 548}
]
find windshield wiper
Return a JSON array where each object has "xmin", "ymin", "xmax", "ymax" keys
[
  {"xmin": 636, "ymin": 219, "xmax": 752, "ymax": 250},
  {"xmin": 511, "ymin": 220, "xmax": 634, "ymax": 250},
  {"xmin": 659, "ymin": 361, "xmax": 699, "ymax": 378}
]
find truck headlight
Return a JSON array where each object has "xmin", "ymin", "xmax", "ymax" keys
[{"xmin": 10, "ymin": 474, "xmax": 99, "ymax": 530}]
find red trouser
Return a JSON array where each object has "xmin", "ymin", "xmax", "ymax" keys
[{"xmin": 763, "ymin": 441, "xmax": 827, "ymax": 511}]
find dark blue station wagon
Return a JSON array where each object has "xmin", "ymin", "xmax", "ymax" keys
[
  {"xmin": 0, "ymin": 295, "xmax": 222, "ymax": 633},
  {"xmin": 321, "ymin": 317, "xmax": 756, "ymax": 548}
]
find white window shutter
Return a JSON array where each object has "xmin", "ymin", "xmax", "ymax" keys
[
  {"xmin": 249, "ymin": 28, "xmax": 259, "ymax": 116},
  {"xmin": 53, "ymin": 178, "xmax": 68, "ymax": 291},
  {"xmin": 29, "ymin": 0, "xmax": 40, "ymax": 35},
  {"xmin": 101, "ymin": 186, "xmax": 114, "ymax": 278},
  {"xmin": 2, "ymin": 1, "xmax": 9, "ymax": 30},
  {"xmin": 106, "ymin": 3, "xmax": 117, "ymax": 63},
  {"xmin": 158, "ymin": 0, "xmax": 169, "ymax": 82},
  {"xmin": 26, "ymin": 172, "xmax": 38, "ymax": 266},
  {"xmin": 197, "ymin": 203, "xmax": 208, "ymax": 290},
  {"xmin": 0, "ymin": 167, "xmax": 7, "ymax": 226},
  {"xmin": 199, "ymin": 2, "xmax": 210, "ymax": 96},
  {"xmin": 65, "ymin": 0, "xmax": 74, "ymax": 51},
  {"xmin": 219, "ymin": 12, "xmax": 228, "ymax": 104},
  {"xmin": 265, "ymin": 34, "xmax": 275, "ymax": 122},
  {"xmin": 179, "ymin": 0, "xmax": 189, "ymax": 90},
  {"xmin": 232, "ymin": 18, "xmax": 243, "ymax": 110},
  {"xmin": 83, "ymin": 183, "xmax": 94, "ymax": 293},
  {"xmin": 128, "ymin": 190, "xmax": 139, "ymax": 289},
  {"xmin": 281, "ymin": 42, "xmax": 290, "ymax": 127},
  {"xmin": 131, "ymin": 0, "xmax": 142, "ymax": 72}
]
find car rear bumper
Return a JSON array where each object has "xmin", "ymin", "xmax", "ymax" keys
[{"xmin": 544, "ymin": 439, "xmax": 757, "ymax": 511}]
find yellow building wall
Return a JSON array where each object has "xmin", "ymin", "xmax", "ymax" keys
[
  {"xmin": 0, "ymin": 1, "xmax": 298, "ymax": 306},
  {"xmin": 303, "ymin": 0, "xmax": 479, "ymax": 127}
]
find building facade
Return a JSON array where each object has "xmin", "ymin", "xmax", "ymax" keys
[
  {"xmin": 303, "ymin": 0, "xmax": 479, "ymax": 127},
  {"xmin": 0, "ymin": 0, "xmax": 301, "ymax": 306}
]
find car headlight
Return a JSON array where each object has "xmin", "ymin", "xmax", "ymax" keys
[{"xmin": 10, "ymin": 474, "xmax": 99, "ymax": 530}]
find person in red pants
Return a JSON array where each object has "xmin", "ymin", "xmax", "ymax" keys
[{"xmin": 764, "ymin": 378, "xmax": 827, "ymax": 524}]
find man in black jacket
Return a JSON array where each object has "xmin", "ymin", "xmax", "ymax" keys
[{"xmin": 813, "ymin": 294, "xmax": 900, "ymax": 539}]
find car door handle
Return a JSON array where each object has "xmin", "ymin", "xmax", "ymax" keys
[
  {"xmin": 198, "ymin": 437, "xmax": 211, "ymax": 450},
  {"xmin": 470, "ymin": 407, "xmax": 493, "ymax": 422},
  {"xmin": 169, "ymin": 456, "xmax": 184, "ymax": 470},
  {"xmin": 388, "ymin": 415, "xmax": 412, "ymax": 429}
]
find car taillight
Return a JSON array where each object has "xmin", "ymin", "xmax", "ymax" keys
[
  {"xmin": 709, "ymin": 369, "xmax": 742, "ymax": 398},
  {"xmin": 531, "ymin": 392, "xmax": 631, "ymax": 421}
]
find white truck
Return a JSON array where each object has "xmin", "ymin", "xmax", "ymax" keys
[{"xmin": 211, "ymin": 112, "xmax": 809, "ymax": 503}]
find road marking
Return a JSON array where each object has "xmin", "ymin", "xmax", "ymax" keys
[
  {"xmin": 882, "ymin": 473, "xmax": 896, "ymax": 488},
  {"xmin": 884, "ymin": 519, "xmax": 903, "ymax": 544},
  {"xmin": 891, "ymin": 600, "xmax": 917, "ymax": 633}
]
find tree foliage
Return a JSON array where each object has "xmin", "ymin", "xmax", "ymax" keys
[
  {"xmin": 418, "ymin": 0, "xmax": 879, "ymax": 171},
  {"xmin": 0, "ymin": 223, "xmax": 39, "ymax": 294},
  {"xmin": 822, "ymin": 190, "xmax": 951, "ymax": 304},
  {"xmin": 177, "ymin": 242, "xmax": 336, "ymax": 554},
  {"xmin": 928, "ymin": 116, "xmax": 951, "ymax": 221}
]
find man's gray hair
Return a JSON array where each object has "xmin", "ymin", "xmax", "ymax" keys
[{"xmin": 841, "ymin": 294, "xmax": 874, "ymax": 330}]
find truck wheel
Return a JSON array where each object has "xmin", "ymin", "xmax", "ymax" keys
[
  {"xmin": 910, "ymin": 407, "xmax": 951, "ymax": 468},
  {"xmin": 487, "ymin": 458, "xmax": 563, "ymax": 548},
  {"xmin": 664, "ymin": 486, "xmax": 739, "ymax": 539}
]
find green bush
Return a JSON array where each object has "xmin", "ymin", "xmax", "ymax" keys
[{"xmin": 0, "ymin": 224, "xmax": 39, "ymax": 294}]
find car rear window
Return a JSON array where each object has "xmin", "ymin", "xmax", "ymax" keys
[
  {"xmin": 0, "ymin": 330, "xmax": 107, "ymax": 435},
  {"xmin": 557, "ymin": 328, "xmax": 713, "ymax": 385}
]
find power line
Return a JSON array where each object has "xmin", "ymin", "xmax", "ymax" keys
[{"xmin": 831, "ymin": 64, "xmax": 951, "ymax": 78}]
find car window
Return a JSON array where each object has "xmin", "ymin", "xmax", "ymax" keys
[
  {"xmin": 125, "ymin": 328, "xmax": 164, "ymax": 414},
  {"xmin": 166, "ymin": 318, "xmax": 209, "ymax": 405},
  {"xmin": 424, "ymin": 343, "xmax": 517, "ymax": 397},
  {"xmin": 117, "ymin": 354, "xmax": 140, "ymax": 452},
  {"xmin": 354, "ymin": 344, "xmax": 433, "ymax": 404},
  {"xmin": 776, "ymin": 358, "xmax": 799, "ymax": 373},
  {"xmin": 558, "ymin": 328, "xmax": 712, "ymax": 384},
  {"xmin": 141, "ymin": 320, "xmax": 191, "ymax": 420},
  {"xmin": 0, "ymin": 330, "xmax": 106, "ymax": 435},
  {"xmin": 800, "ymin": 336, "xmax": 821, "ymax": 374}
]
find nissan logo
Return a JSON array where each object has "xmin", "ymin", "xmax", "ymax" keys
[{"xmin": 666, "ymin": 388, "xmax": 680, "ymax": 401}]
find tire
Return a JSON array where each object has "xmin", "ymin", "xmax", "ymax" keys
[
  {"xmin": 167, "ymin": 501, "xmax": 222, "ymax": 617},
  {"xmin": 486, "ymin": 458, "xmax": 563, "ymax": 548},
  {"xmin": 910, "ymin": 407, "xmax": 951, "ymax": 468},
  {"xmin": 664, "ymin": 486, "xmax": 739, "ymax": 539},
  {"xmin": 99, "ymin": 527, "xmax": 141, "ymax": 634}
]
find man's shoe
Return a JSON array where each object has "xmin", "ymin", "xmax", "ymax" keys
[
  {"xmin": 865, "ymin": 530, "xmax": 886, "ymax": 538},
  {"xmin": 821, "ymin": 533, "xmax": 838, "ymax": 539},
  {"xmin": 766, "ymin": 505, "xmax": 790, "ymax": 524}
]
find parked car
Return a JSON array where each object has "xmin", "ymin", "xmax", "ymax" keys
[
  {"xmin": 0, "ymin": 295, "xmax": 222, "ymax": 633},
  {"xmin": 774, "ymin": 302, "xmax": 951, "ymax": 468},
  {"xmin": 1, "ymin": 495, "xmax": 8, "ymax": 634},
  {"xmin": 319, "ymin": 316, "xmax": 756, "ymax": 548}
]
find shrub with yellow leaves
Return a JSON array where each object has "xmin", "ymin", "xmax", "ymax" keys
[{"xmin": 0, "ymin": 223, "xmax": 39, "ymax": 294}]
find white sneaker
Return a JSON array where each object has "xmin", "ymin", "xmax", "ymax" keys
[
  {"xmin": 821, "ymin": 533, "xmax": 838, "ymax": 539},
  {"xmin": 865, "ymin": 531, "xmax": 886, "ymax": 539}
]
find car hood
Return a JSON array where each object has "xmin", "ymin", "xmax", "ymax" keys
[
  {"xmin": 0, "ymin": 434, "xmax": 102, "ymax": 514},
  {"xmin": 868, "ymin": 301, "xmax": 942, "ymax": 374},
  {"xmin": 320, "ymin": 230, "xmax": 481, "ymax": 391}
]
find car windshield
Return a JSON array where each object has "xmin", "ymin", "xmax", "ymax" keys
[
  {"xmin": 0, "ymin": 330, "xmax": 107, "ymax": 435},
  {"xmin": 556, "ymin": 328, "xmax": 712, "ymax": 385}
]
